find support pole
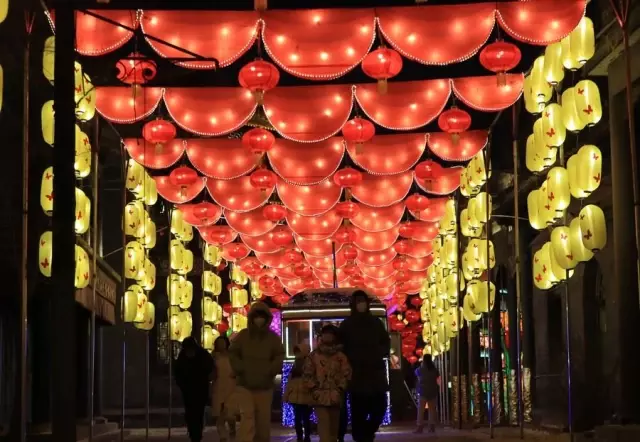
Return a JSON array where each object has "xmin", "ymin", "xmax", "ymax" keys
[
  {"xmin": 120, "ymin": 154, "xmax": 128, "ymax": 442},
  {"xmin": 455, "ymin": 193, "xmax": 463, "ymax": 429},
  {"xmin": 484, "ymin": 141, "xmax": 493, "ymax": 438},
  {"xmin": 444, "ymin": 352, "xmax": 449, "ymax": 425},
  {"xmin": 19, "ymin": 12, "xmax": 33, "ymax": 442},
  {"xmin": 146, "ymin": 332, "xmax": 150, "ymax": 441},
  {"xmin": 168, "ymin": 209, "xmax": 173, "ymax": 440},
  {"xmin": 51, "ymin": 4, "xmax": 78, "ymax": 440},
  {"xmin": 331, "ymin": 241, "xmax": 338, "ymax": 289}
]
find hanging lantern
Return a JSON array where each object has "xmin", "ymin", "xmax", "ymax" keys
[
  {"xmin": 231, "ymin": 265, "xmax": 249, "ymax": 285},
  {"xmin": 126, "ymin": 159, "xmax": 146, "ymax": 195},
  {"xmin": 242, "ymin": 128, "xmax": 275, "ymax": 160},
  {"xmin": 333, "ymin": 167, "xmax": 363, "ymax": 189},
  {"xmin": 74, "ymin": 68, "xmax": 96, "ymax": 122},
  {"xmin": 550, "ymin": 226, "xmax": 578, "ymax": 270},
  {"xmin": 532, "ymin": 118, "xmax": 558, "ymax": 169},
  {"xmin": 443, "ymin": 235, "xmax": 458, "ymax": 267},
  {"xmin": 523, "ymin": 74, "xmax": 545, "ymax": 115},
  {"xmin": 139, "ymin": 258, "xmax": 156, "ymax": 290},
  {"xmin": 74, "ymin": 188, "xmax": 91, "ymax": 235},
  {"xmin": 262, "ymin": 203, "xmax": 287, "ymax": 223},
  {"xmin": 180, "ymin": 281, "xmax": 194, "ymax": 309},
  {"xmin": 249, "ymin": 168, "xmax": 277, "ymax": 195},
  {"xmin": 125, "ymin": 241, "xmax": 145, "ymax": 279},
  {"xmin": 545, "ymin": 167, "xmax": 570, "ymax": 219},
  {"xmin": 361, "ymin": 46, "xmax": 403, "ymax": 94},
  {"xmin": 575, "ymin": 145, "xmax": 602, "ymax": 195},
  {"xmin": 201, "ymin": 325, "xmax": 215, "ymax": 351},
  {"xmin": 74, "ymin": 245, "xmax": 90, "ymax": 289},
  {"xmin": 578, "ymin": 205, "xmax": 606, "ymax": 252},
  {"xmin": 231, "ymin": 287, "xmax": 249, "ymax": 309},
  {"xmin": 40, "ymin": 167, "xmax": 54, "ymax": 215},
  {"xmin": 238, "ymin": 59, "xmax": 280, "ymax": 104},
  {"xmin": 38, "ymin": 231, "xmax": 53, "ymax": 277},
  {"xmin": 116, "ymin": 52, "xmax": 158, "ymax": 98},
  {"xmin": 204, "ymin": 244, "xmax": 222, "ymax": 266},
  {"xmin": 284, "ymin": 249, "xmax": 303, "ymax": 265},
  {"xmin": 567, "ymin": 154, "xmax": 588, "ymax": 199},
  {"xmin": 127, "ymin": 285, "xmax": 147, "ymax": 324},
  {"xmin": 227, "ymin": 242, "xmax": 249, "ymax": 261},
  {"xmin": 574, "ymin": 80, "xmax": 603, "ymax": 127},
  {"xmin": 532, "ymin": 243, "xmax": 553, "ymax": 290},
  {"xmin": 466, "ymin": 279, "xmax": 495, "ymax": 313},
  {"xmin": 122, "ymin": 287, "xmax": 138, "ymax": 322},
  {"xmin": 169, "ymin": 166, "xmax": 199, "ymax": 198},
  {"xmin": 272, "ymin": 228, "xmax": 294, "ymax": 247},
  {"xmin": 569, "ymin": 217, "xmax": 594, "ymax": 262},
  {"xmin": 479, "ymin": 40, "xmax": 521, "ymax": 86},
  {"xmin": 41, "ymin": 100, "xmax": 55, "ymax": 146},
  {"xmin": 170, "ymin": 239, "xmax": 185, "ymax": 271},
  {"xmin": 342, "ymin": 244, "xmax": 359, "ymax": 261},
  {"xmin": 473, "ymin": 192, "xmax": 491, "ymax": 224},
  {"xmin": 562, "ymin": 17, "xmax": 595, "ymax": 70},
  {"xmin": 415, "ymin": 160, "xmax": 443, "ymax": 181},
  {"xmin": 142, "ymin": 118, "xmax": 177, "ymax": 154},
  {"xmin": 178, "ymin": 249, "xmax": 194, "ymax": 275},
  {"xmin": 405, "ymin": 193, "xmax": 430, "ymax": 214},
  {"xmin": 438, "ymin": 107, "xmax": 471, "ymax": 145},
  {"xmin": 254, "ymin": 0, "xmax": 267, "ymax": 11},
  {"xmin": 179, "ymin": 311, "xmax": 193, "ymax": 341},
  {"xmin": 541, "ymin": 103, "xmax": 566, "ymax": 148},
  {"xmin": 393, "ymin": 240, "xmax": 410, "ymax": 255},
  {"xmin": 75, "ymin": 125, "xmax": 92, "ymax": 179},
  {"xmin": 529, "ymin": 56, "xmax": 552, "ymax": 106},
  {"xmin": 542, "ymin": 42, "xmax": 565, "ymax": 85},
  {"xmin": 167, "ymin": 275, "xmax": 185, "ymax": 305},
  {"xmin": 43, "ymin": 36, "xmax": 55, "ymax": 82},
  {"xmin": 203, "ymin": 271, "xmax": 222, "ymax": 296},
  {"xmin": 561, "ymin": 87, "xmax": 587, "ymax": 133},
  {"xmin": 333, "ymin": 225, "xmax": 357, "ymax": 243},
  {"xmin": 398, "ymin": 222, "xmax": 415, "ymax": 239},
  {"xmin": 335, "ymin": 201, "xmax": 360, "ymax": 219},
  {"xmin": 191, "ymin": 202, "xmax": 220, "ymax": 225},
  {"xmin": 342, "ymin": 117, "xmax": 375, "ymax": 154},
  {"xmin": 460, "ymin": 209, "xmax": 479, "ymax": 238},
  {"xmin": 525, "ymin": 134, "xmax": 545, "ymax": 174}
]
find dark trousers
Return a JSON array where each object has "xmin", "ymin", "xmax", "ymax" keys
[
  {"xmin": 182, "ymin": 392, "xmax": 206, "ymax": 442},
  {"xmin": 338, "ymin": 394, "xmax": 348, "ymax": 441},
  {"xmin": 292, "ymin": 403, "xmax": 312, "ymax": 441},
  {"xmin": 349, "ymin": 392, "xmax": 386, "ymax": 442}
]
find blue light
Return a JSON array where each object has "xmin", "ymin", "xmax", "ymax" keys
[{"xmin": 281, "ymin": 361, "xmax": 392, "ymax": 428}]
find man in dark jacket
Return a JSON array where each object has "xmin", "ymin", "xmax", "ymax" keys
[
  {"xmin": 174, "ymin": 336, "xmax": 214, "ymax": 442},
  {"xmin": 338, "ymin": 291, "xmax": 390, "ymax": 442}
]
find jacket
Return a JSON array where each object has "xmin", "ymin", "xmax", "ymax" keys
[
  {"xmin": 229, "ymin": 302, "xmax": 285, "ymax": 391},
  {"xmin": 283, "ymin": 344, "xmax": 312, "ymax": 405},
  {"xmin": 174, "ymin": 344, "xmax": 214, "ymax": 402},
  {"xmin": 303, "ymin": 343, "xmax": 351, "ymax": 407},
  {"xmin": 338, "ymin": 294, "xmax": 390, "ymax": 394},
  {"xmin": 211, "ymin": 352, "xmax": 236, "ymax": 417},
  {"xmin": 415, "ymin": 364, "xmax": 440, "ymax": 400}
]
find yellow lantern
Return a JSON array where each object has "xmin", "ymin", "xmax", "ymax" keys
[
  {"xmin": 530, "ymin": 56, "xmax": 552, "ymax": 105},
  {"xmin": 576, "ymin": 145, "xmax": 602, "ymax": 195},
  {"xmin": 141, "ymin": 175, "xmax": 158, "ymax": 206},
  {"xmin": 561, "ymin": 87, "xmax": 586, "ymax": 132},
  {"xmin": 473, "ymin": 192, "xmax": 491, "ymax": 224},
  {"xmin": 75, "ymin": 188, "xmax": 91, "ymax": 235},
  {"xmin": 461, "ymin": 250, "xmax": 474, "ymax": 281},
  {"xmin": 170, "ymin": 239, "xmax": 185, "ymax": 271},
  {"xmin": 127, "ymin": 285, "xmax": 146, "ymax": 323},
  {"xmin": 167, "ymin": 274, "xmax": 186, "ymax": 306},
  {"xmin": 533, "ymin": 243, "xmax": 554, "ymax": 290},
  {"xmin": 250, "ymin": 280, "xmax": 262, "ymax": 300},
  {"xmin": 204, "ymin": 244, "xmax": 222, "ymax": 266},
  {"xmin": 203, "ymin": 270, "xmax": 218, "ymax": 294},
  {"xmin": 124, "ymin": 201, "xmax": 145, "ymax": 237},
  {"xmin": 442, "ymin": 235, "xmax": 457, "ymax": 268},
  {"xmin": 75, "ymin": 126, "xmax": 92, "ymax": 179},
  {"xmin": 462, "ymin": 294, "xmax": 482, "ymax": 322},
  {"xmin": 179, "ymin": 222, "xmax": 194, "ymax": 243},
  {"xmin": 75, "ymin": 70, "xmax": 96, "ymax": 122},
  {"xmin": 459, "ymin": 169, "xmax": 471, "ymax": 198},
  {"xmin": 180, "ymin": 281, "xmax": 194, "ymax": 309},
  {"xmin": 426, "ymin": 264, "xmax": 437, "ymax": 284},
  {"xmin": 533, "ymin": 118, "xmax": 558, "ymax": 168},
  {"xmin": 567, "ymin": 154, "xmax": 588, "ymax": 199},
  {"xmin": 169, "ymin": 309, "xmax": 182, "ymax": 341},
  {"xmin": 201, "ymin": 325, "xmax": 216, "ymax": 351},
  {"xmin": 231, "ymin": 287, "xmax": 249, "ymax": 309},
  {"xmin": 523, "ymin": 74, "xmax": 545, "ymax": 115},
  {"xmin": 574, "ymin": 80, "xmax": 602, "ymax": 127},
  {"xmin": 231, "ymin": 265, "xmax": 249, "ymax": 285},
  {"xmin": 39, "ymin": 231, "xmax": 53, "ymax": 277},
  {"xmin": 178, "ymin": 249, "xmax": 194, "ymax": 275},
  {"xmin": 546, "ymin": 167, "xmax": 570, "ymax": 219},
  {"xmin": 527, "ymin": 189, "xmax": 544, "ymax": 230},
  {"xmin": 460, "ymin": 208, "xmax": 479, "ymax": 238},
  {"xmin": 232, "ymin": 312, "xmax": 248, "ymax": 333},
  {"xmin": 543, "ymin": 43, "xmax": 565, "ymax": 85},
  {"xmin": 568, "ymin": 17, "xmax": 595, "ymax": 67},
  {"xmin": 125, "ymin": 241, "xmax": 145, "ymax": 279},
  {"xmin": 569, "ymin": 217, "xmax": 594, "ymax": 262},
  {"xmin": 43, "ymin": 36, "xmax": 55, "ymax": 82},
  {"xmin": 445, "ymin": 270, "xmax": 464, "ymax": 303},
  {"xmin": 579, "ymin": 205, "xmax": 606, "ymax": 252},
  {"xmin": 139, "ymin": 258, "xmax": 156, "ymax": 290},
  {"xmin": 171, "ymin": 208, "xmax": 185, "ymax": 235},
  {"xmin": 444, "ymin": 307, "xmax": 462, "ymax": 337},
  {"xmin": 560, "ymin": 35, "xmax": 580, "ymax": 71},
  {"xmin": 126, "ymin": 159, "xmax": 146, "ymax": 195},
  {"xmin": 40, "ymin": 167, "xmax": 54, "ymax": 215},
  {"xmin": 541, "ymin": 103, "xmax": 566, "ymax": 148},
  {"xmin": 550, "ymin": 226, "xmax": 578, "ymax": 270},
  {"xmin": 141, "ymin": 218, "xmax": 157, "ymax": 249},
  {"xmin": 468, "ymin": 152, "xmax": 489, "ymax": 189},
  {"xmin": 537, "ymin": 180, "xmax": 554, "ymax": 226},
  {"xmin": 525, "ymin": 134, "xmax": 545, "ymax": 173},
  {"xmin": 466, "ymin": 198, "xmax": 481, "ymax": 231},
  {"xmin": 179, "ymin": 310, "xmax": 193, "ymax": 341},
  {"xmin": 122, "ymin": 288, "xmax": 138, "ymax": 322},
  {"xmin": 202, "ymin": 297, "xmax": 215, "ymax": 323},
  {"xmin": 135, "ymin": 302, "xmax": 155, "ymax": 331},
  {"xmin": 41, "ymin": 100, "xmax": 55, "ymax": 146},
  {"xmin": 0, "ymin": 0, "xmax": 7, "ymax": 23}
]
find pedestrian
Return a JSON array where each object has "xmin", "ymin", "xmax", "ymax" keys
[
  {"xmin": 229, "ymin": 302, "xmax": 285, "ymax": 442},
  {"xmin": 415, "ymin": 354, "xmax": 440, "ymax": 434},
  {"xmin": 174, "ymin": 336, "xmax": 214, "ymax": 442},
  {"xmin": 283, "ymin": 343, "xmax": 312, "ymax": 442},
  {"xmin": 211, "ymin": 336, "xmax": 237, "ymax": 442},
  {"xmin": 338, "ymin": 290, "xmax": 390, "ymax": 442},
  {"xmin": 303, "ymin": 325, "xmax": 352, "ymax": 442},
  {"xmin": 337, "ymin": 393, "xmax": 348, "ymax": 442}
]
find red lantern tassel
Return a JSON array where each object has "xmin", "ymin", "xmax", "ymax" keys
[
  {"xmin": 345, "ymin": 188, "xmax": 352, "ymax": 201},
  {"xmin": 496, "ymin": 72, "xmax": 507, "ymax": 87},
  {"xmin": 355, "ymin": 142, "xmax": 363, "ymax": 155},
  {"xmin": 155, "ymin": 142, "xmax": 163, "ymax": 154},
  {"xmin": 451, "ymin": 133, "xmax": 460, "ymax": 146},
  {"xmin": 253, "ymin": 89, "xmax": 264, "ymax": 105},
  {"xmin": 255, "ymin": 0, "xmax": 267, "ymax": 11},
  {"xmin": 377, "ymin": 78, "xmax": 388, "ymax": 95}
]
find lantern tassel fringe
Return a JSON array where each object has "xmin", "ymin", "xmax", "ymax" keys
[
  {"xmin": 255, "ymin": 0, "xmax": 267, "ymax": 11},
  {"xmin": 497, "ymin": 72, "xmax": 507, "ymax": 88},
  {"xmin": 377, "ymin": 79, "xmax": 388, "ymax": 95},
  {"xmin": 253, "ymin": 90, "xmax": 264, "ymax": 105}
]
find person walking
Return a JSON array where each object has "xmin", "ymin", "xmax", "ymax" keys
[
  {"xmin": 415, "ymin": 355, "xmax": 440, "ymax": 434},
  {"xmin": 211, "ymin": 336, "xmax": 237, "ymax": 442},
  {"xmin": 229, "ymin": 302, "xmax": 285, "ymax": 442},
  {"xmin": 174, "ymin": 336, "xmax": 214, "ymax": 442},
  {"xmin": 303, "ymin": 325, "xmax": 352, "ymax": 442},
  {"xmin": 283, "ymin": 344, "xmax": 312, "ymax": 442},
  {"xmin": 338, "ymin": 290, "xmax": 390, "ymax": 442}
]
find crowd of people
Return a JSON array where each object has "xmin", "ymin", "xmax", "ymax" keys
[{"xmin": 174, "ymin": 290, "xmax": 439, "ymax": 442}]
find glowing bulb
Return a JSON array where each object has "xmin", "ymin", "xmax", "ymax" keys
[
  {"xmin": 407, "ymin": 34, "xmax": 417, "ymax": 44},
  {"xmin": 324, "ymin": 109, "xmax": 333, "ymax": 117},
  {"xmin": 150, "ymin": 17, "xmax": 158, "ymax": 25},
  {"xmin": 346, "ymin": 47, "xmax": 355, "ymax": 57},
  {"xmin": 290, "ymin": 53, "xmax": 299, "ymax": 62},
  {"xmin": 360, "ymin": 25, "xmax": 369, "ymax": 34},
  {"xmin": 210, "ymin": 117, "xmax": 217, "ymax": 125},
  {"xmin": 334, "ymin": 95, "xmax": 343, "ymax": 103},
  {"xmin": 410, "ymin": 103, "xmax": 418, "ymax": 111},
  {"xmin": 276, "ymin": 35, "xmax": 285, "ymax": 44},
  {"xmin": 220, "ymin": 27, "xmax": 229, "ymax": 36},
  {"xmin": 313, "ymin": 15, "xmax": 321, "ymax": 24},
  {"xmin": 320, "ymin": 52, "xmax": 329, "ymax": 61}
]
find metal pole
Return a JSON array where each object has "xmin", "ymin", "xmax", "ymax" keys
[
  {"xmin": 444, "ymin": 352, "xmax": 449, "ymax": 425},
  {"xmin": 146, "ymin": 332, "xmax": 150, "ymax": 441},
  {"xmin": 439, "ymin": 356, "xmax": 445, "ymax": 425},
  {"xmin": 89, "ymin": 115, "xmax": 100, "ymax": 442},
  {"xmin": 512, "ymin": 104, "xmax": 525, "ymax": 439},
  {"xmin": 20, "ymin": 12, "xmax": 34, "ymax": 442},
  {"xmin": 484, "ymin": 141, "xmax": 493, "ymax": 438},
  {"xmin": 120, "ymin": 154, "xmax": 128, "ymax": 442},
  {"xmin": 331, "ymin": 241, "xmax": 338, "ymax": 288},
  {"xmin": 168, "ymin": 209, "xmax": 173, "ymax": 440},
  {"xmin": 455, "ymin": 193, "xmax": 463, "ymax": 429}
]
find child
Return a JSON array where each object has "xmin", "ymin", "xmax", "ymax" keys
[
  {"xmin": 303, "ymin": 325, "xmax": 352, "ymax": 442},
  {"xmin": 415, "ymin": 354, "xmax": 440, "ymax": 434},
  {"xmin": 211, "ymin": 336, "xmax": 236, "ymax": 442},
  {"xmin": 283, "ymin": 344, "xmax": 312, "ymax": 442}
]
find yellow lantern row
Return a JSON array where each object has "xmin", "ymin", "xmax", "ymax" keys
[
  {"xmin": 567, "ymin": 144, "xmax": 602, "ymax": 198},
  {"xmin": 231, "ymin": 265, "xmax": 249, "ymax": 285},
  {"xmin": 125, "ymin": 159, "xmax": 158, "ymax": 206},
  {"xmin": 561, "ymin": 80, "xmax": 602, "ymax": 132},
  {"xmin": 170, "ymin": 239, "xmax": 194, "ymax": 275},
  {"xmin": 203, "ymin": 270, "xmax": 223, "ymax": 296},
  {"xmin": 526, "ymin": 119, "xmax": 559, "ymax": 173},
  {"xmin": 465, "ymin": 279, "xmax": 495, "ymax": 314},
  {"xmin": 124, "ymin": 201, "xmax": 156, "ymax": 247},
  {"xmin": 201, "ymin": 325, "xmax": 221, "ymax": 352},
  {"xmin": 169, "ymin": 308, "xmax": 193, "ymax": 342},
  {"xmin": 524, "ymin": 57, "xmax": 553, "ymax": 115},
  {"xmin": 167, "ymin": 274, "xmax": 194, "ymax": 308},
  {"xmin": 460, "ymin": 150, "xmax": 491, "ymax": 197},
  {"xmin": 204, "ymin": 244, "xmax": 222, "ymax": 266},
  {"xmin": 170, "ymin": 208, "xmax": 194, "ymax": 243},
  {"xmin": 202, "ymin": 297, "xmax": 222, "ymax": 324},
  {"xmin": 461, "ymin": 238, "xmax": 495, "ymax": 280},
  {"xmin": 38, "ymin": 231, "xmax": 91, "ymax": 288}
]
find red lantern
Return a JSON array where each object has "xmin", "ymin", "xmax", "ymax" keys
[
  {"xmin": 395, "ymin": 270, "xmax": 411, "ymax": 283},
  {"xmin": 405, "ymin": 193, "xmax": 430, "ymax": 213},
  {"xmin": 250, "ymin": 168, "xmax": 277, "ymax": 194},
  {"xmin": 333, "ymin": 167, "xmax": 363, "ymax": 189},
  {"xmin": 238, "ymin": 59, "xmax": 280, "ymax": 104},
  {"xmin": 394, "ymin": 240, "xmax": 410, "ymax": 255},
  {"xmin": 402, "ymin": 341, "xmax": 415, "ymax": 354},
  {"xmin": 389, "ymin": 317, "xmax": 405, "ymax": 331},
  {"xmin": 393, "ymin": 257, "xmax": 409, "ymax": 271},
  {"xmin": 216, "ymin": 320, "xmax": 229, "ymax": 334},
  {"xmin": 227, "ymin": 242, "xmax": 249, "ymax": 261},
  {"xmin": 242, "ymin": 128, "xmax": 275, "ymax": 157},
  {"xmin": 438, "ymin": 107, "xmax": 472, "ymax": 145},
  {"xmin": 361, "ymin": 47, "xmax": 403, "ymax": 94},
  {"xmin": 342, "ymin": 117, "xmax": 375, "ymax": 154},
  {"xmin": 350, "ymin": 274, "xmax": 364, "ymax": 287},
  {"xmin": 115, "ymin": 52, "xmax": 157, "ymax": 97},
  {"xmin": 405, "ymin": 309, "xmax": 420, "ymax": 323},
  {"xmin": 284, "ymin": 249, "xmax": 303, "ymax": 265},
  {"xmin": 293, "ymin": 264, "xmax": 312, "ymax": 279},
  {"xmin": 342, "ymin": 244, "xmax": 359, "ymax": 261},
  {"xmin": 479, "ymin": 40, "xmax": 522, "ymax": 86},
  {"xmin": 333, "ymin": 225, "xmax": 357, "ymax": 243},
  {"xmin": 273, "ymin": 294, "xmax": 291, "ymax": 305},
  {"xmin": 192, "ymin": 202, "xmax": 219, "ymax": 223},
  {"xmin": 262, "ymin": 203, "xmax": 287, "ymax": 223},
  {"xmin": 259, "ymin": 275, "xmax": 276, "ymax": 291},
  {"xmin": 396, "ymin": 303, "xmax": 408, "ymax": 313},
  {"xmin": 415, "ymin": 347, "xmax": 424, "ymax": 357},
  {"xmin": 409, "ymin": 296, "xmax": 422, "ymax": 307},
  {"xmin": 271, "ymin": 228, "xmax": 294, "ymax": 247},
  {"xmin": 342, "ymin": 264, "xmax": 359, "ymax": 276},
  {"xmin": 414, "ymin": 160, "xmax": 443, "ymax": 181},
  {"xmin": 398, "ymin": 222, "xmax": 415, "ymax": 239},
  {"xmin": 407, "ymin": 355, "xmax": 418, "ymax": 365},
  {"xmin": 335, "ymin": 201, "xmax": 360, "ymax": 219},
  {"xmin": 142, "ymin": 118, "xmax": 176, "ymax": 153},
  {"xmin": 170, "ymin": 166, "xmax": 198, "ymax": 198}
]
